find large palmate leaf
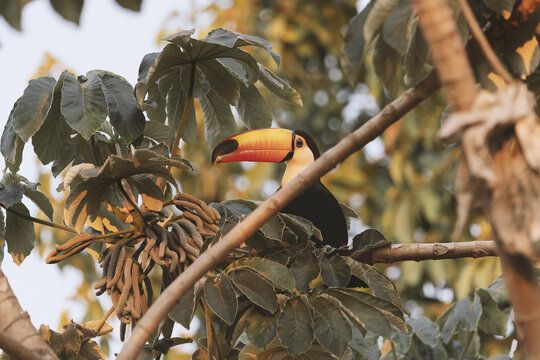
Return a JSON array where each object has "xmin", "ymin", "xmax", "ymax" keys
[
  {"xmin": 64, "ymin": 147, "xmax": 191, "ymax": 232},
  {"xmin": 1, "ymin": 173, "xmax": 54, "ymax": 221},
  {"xmin": 5, "ymin": 203, "xmax": 35, "ymax": 265},
  {"xmin": 137, "ymin": 28, "xmax": 301, "ymax": 150},
  {"xmin": 290, "ymin": 247, "xmax": 320, "ymax": 293},
  {"xmin": 200, "ymin": 89, "xmax": 238, "ymax": 148},
  {"xmin": 61, "ymin": 71, "xmax": 108, "ymax": 140},
  {"xmin": 11, "ymin": 76, "xmax": 56, "ymax": 142},
  {"xmin": 32, "ymin": 70, "xmax": 72, "ymax": 165},
  {"xmin": 93, "ymin": 70, "xmax": 145, "ymax": 143}
]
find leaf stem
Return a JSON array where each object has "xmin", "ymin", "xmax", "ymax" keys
[
  {"xmin": 202, "ymin": 299, "xmax": 213, "ymax": 358},
  {"xmin": 96, "ymin": 306, "xmax": 115, "ymax": 333},
  {"xmin": 117, "ymin": 180, "xmax": 147, "ymax": 233},
  {"xmin": 459, "ymin": 331, "xmax": 474, "ymax": 360},
  {"xmin": 2, "ymin": 205, "xmax": 77, "ymax": 234}
]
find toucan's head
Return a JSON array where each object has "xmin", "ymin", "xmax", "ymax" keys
[{"xmin": 212, "ymin": 128, "xmax": 320, "ymax": 185}]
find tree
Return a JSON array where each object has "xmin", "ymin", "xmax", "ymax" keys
[{"xmin": 0, "ymin": 0, "xmax": 539, "ymax": 359}]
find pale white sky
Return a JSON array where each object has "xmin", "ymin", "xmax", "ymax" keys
[{"xmin": 0, "ymin": 0, "xmax": 216, "ymax": 354}]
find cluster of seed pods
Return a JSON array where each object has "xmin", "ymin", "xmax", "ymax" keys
[{"xmin": 92, "ymin": 193, "xmax": 221, "ymax": 338}]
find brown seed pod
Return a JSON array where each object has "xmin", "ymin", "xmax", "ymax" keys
[{"xmin": 178, "ymin": 219, "xmax": 204, "ymax": 249}]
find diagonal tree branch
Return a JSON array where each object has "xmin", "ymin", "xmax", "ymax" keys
[
  {"xmin": 117, "ymin": 70, "xmax": 442, "ymax": 359},
  {"xmin": 0, "ymin": 269, "xmax": 58, "ymax": 360}
]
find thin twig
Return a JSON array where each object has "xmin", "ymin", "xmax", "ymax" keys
[
  {"xmin": 116, "ymin": 70, "xmax": 441, "ymax": 360},
  {"xmin": 459, "ymin": 331, "xmax": 475, "ymax": 360},
  {"xmin": 117, "ymin": 180, "xmax": 146, "ymax": 232},
  {"xmin": 96, "ymin": 306, "xmax": 115, "ymax": 333},
  {"xmin": 2, "ymin": 205, "xmax": 77, "ymax": 234},
  {"xmin": 456, "ymin": 0, "xmax": 514, "ymax": 84},
  {"xmin": 202, "ymin": 299, "xmax": 213, "ymax": 358}
]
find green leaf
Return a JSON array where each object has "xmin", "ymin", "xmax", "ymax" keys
[
  {"xmin": 200, "ymin": 89, "xmax": 238, "ymax": 148},
  {"xmin": 258, "ymin": 65, "xmax": 302, "ymax": 105},
  {"xmin": 61, "ymin": 72, "xmax": 108, "ymax": 140},
  {"xmin": 206, "ymin": 27, "xmax": 281, "ymax": 66},
  {"xmin": 308, "ymin": 296, "xmax": 352, "ymax": 357},
  {"xmin": 382, "ymin": 0, "xmax": 413, "ymax": 54},
  {"xmin": 344, "ymin": 0, "xmax": 399, "ymax": 66},
  {"xmin": 476, "ymin": 289, "xmax": 509, "ymax": 336},
  {"xmin": 165, "ymin": 81, "xmax": 197, "ymax": 146},
  {"xmin": 115, "ymin": 0, "xmax": 142, "ymax": 11},
  {"xmin": 409, "ymin": 316, "xmax": 440, "ymax": 347},
  {"xmin": 198, "ymin": 59, "xmax": 240, "ymax": 105},
  {"xmin": 290, "ymin": 248, "xmax": 320, "ymax": 293},
  {"xmin": 50, "ymin": 0, "xmax": 84, "ymax": 24},
  {"xmin": 324, "ymin": 289, "xmax": 393, "ymax": 338},
  {"xmin": 32, "ymin": 70, "xmax": 72, "ymax": 165},
  {"xmin": 344, "ymin": 257, "xmax": 402, "ymax": 309},
  {"xmin": 348, "ymin": 229, "xmax": 392, "ymax": 258},
  {"xmin": 337, "ymin": 288, "xmax": 404, "ymax": 329},
  {"xmin": 1, "ymin": 100, "xmax": 25, "ymax": 173},
  {"xmin": 5, "ymin": 203, "xmax": 35, "ymax": 265},
  {"xmin": 226, "ymin": 257, "xmax": 295, "ymax": 292},
  {"xmin": 95, "ymin": 71, "xmax": 145, "ymax": 143},
  {"xmin": 246, "ymin": 307, "xmax": 280, "ymax": 349},
  {"xmin": 0, "ymin": 182, "xmax": 24, "ymax": 208},
  {"xmin": 237, "ymin": 84, "xmax": 273, "ymax": 129},
  {"xmin": 228, "ymin": 268, "xmax": 278, "ymax": 313},
  {"xmin": 11, "ymin": 77, "xmax": 56, "ymax": 142},
  {"xmin": 319, "ymin": 254, "xmax": 351, "ymax": 288},
  {"xmin": 204, "ymin": 274, "xmax": 238, "ymax": 325},
  {"xmin": 23, "ymin": 185, "xmax": 54, "ymax": 221},
  {"xmin": 277, "ymin": 297, "xmax": 313, "ymax": 357},
  {"xmin": 138, "ymin": 53, "xmax": 159, "ymax": 83},
  {"xmin": 279, "ymin": 213, "xmax": 323, "ymax": 244},
  {"xmin": 440, "ymin": 296, "xmax": 482, "ymax": 343},
  {"xmin": 403, "ymin": 20, "xmax": 430, "ymax": 87},
  {"xmin": 169, "ymin": 285, "xmax": 197, "ymax": 329},
  {"xmin": 143, "ymin": 121, "xmax": 170, "ymax": 144},
  {"xmin": 373, "ymin": 36, "xmax": 400, "ymax": 97},
  {"xmin": 0, "ymin": 0, "xmax": 25, "ymax": 30}
]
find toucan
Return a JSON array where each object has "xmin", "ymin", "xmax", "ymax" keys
[{"xmin": 211, "ymin": 128, "xmax": 347, "ymax": 248}]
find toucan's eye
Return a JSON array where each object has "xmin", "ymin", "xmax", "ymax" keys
[{"xmin": 295, "ymin": 138, "xmax": 304, "ymax": 148}]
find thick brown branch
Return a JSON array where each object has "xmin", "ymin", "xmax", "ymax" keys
[
  {"xmin": 0, "ymin": 269, "xmax": 58, "ymax": 360},
  {"xmin": 0, "ymin": 329, "xmax": 43, "ymax": 360},
  {"xmin": 356, "ymin": 240, "xmax": 497, "ymax": 264},
  {"xmin": 116, "ymin": 70, "xmax": 441, "ymax": 359},
  {"xmin": 412, "ymin": 0, "xmax": 477, "ymax": 111}
]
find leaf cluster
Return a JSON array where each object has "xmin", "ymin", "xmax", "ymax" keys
[
  {"xmin": 164, "ymin": 200, "xmax": 407, "ymax": 359},
  {"xmin": 136, "ymin": 28, "xmax": 301, "ymax": 149},
  {"xmin": 343, "ymin": 0, "xmax": 539, "ymax": 94}
]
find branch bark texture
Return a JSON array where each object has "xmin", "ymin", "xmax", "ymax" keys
[
  {"xmin": 412, "ymin": 0, "xmax": 476, "ymax": 111},
  {"xmin": 358, "ymin": 240, "xmax": 497, "ymax": 264},
  {"xmin": 117, "ymin": 70, "xmax": 442, "ymax": 359},
  {"xmin": 0, "ymin": 269, "xmax": 57, "ymax": 360}
]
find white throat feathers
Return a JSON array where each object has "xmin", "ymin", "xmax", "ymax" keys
[{"xmin": 281, "ymin": 145, "xmax": 315, "ymax": 186}]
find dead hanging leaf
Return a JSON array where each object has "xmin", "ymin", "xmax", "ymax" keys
[{"xmin": 439, "ymin": 83, "xmax": 540, "ymax": 258}]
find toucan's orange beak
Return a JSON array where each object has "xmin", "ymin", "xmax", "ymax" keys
[{"xmin": 212, "ymin": 128, "xmax": 295, "ymax": 164}]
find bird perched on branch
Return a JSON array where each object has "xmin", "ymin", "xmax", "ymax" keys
[{"xmin": 212, "ymin": 128, "xmax": 347, "ymax": 248}]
